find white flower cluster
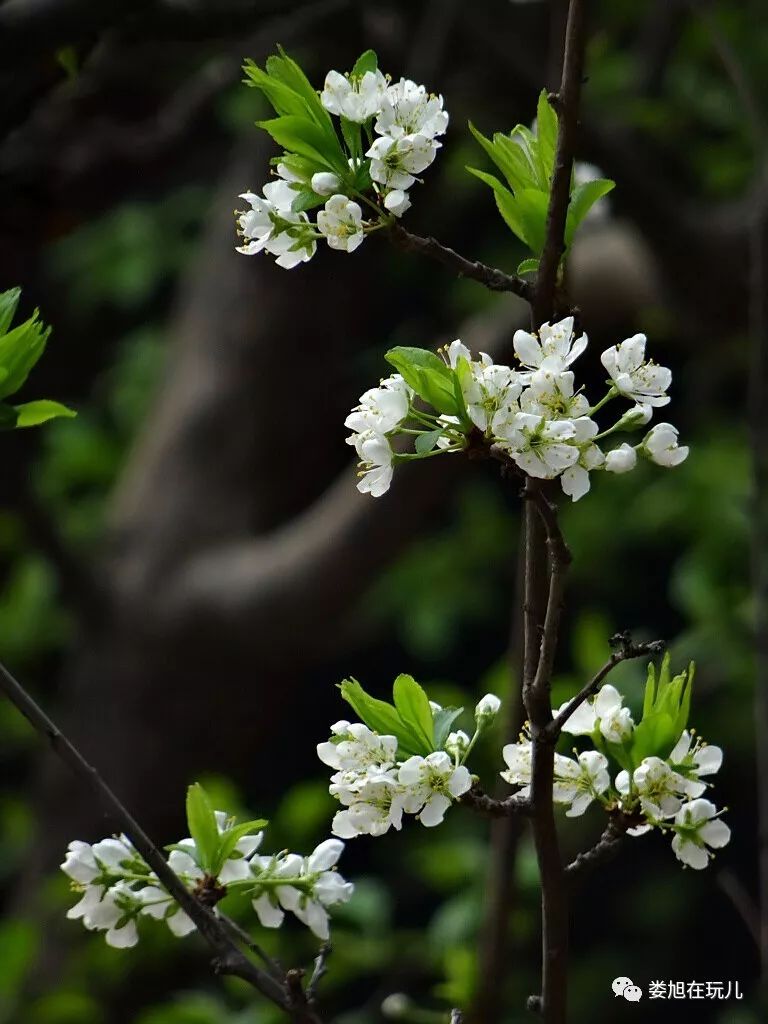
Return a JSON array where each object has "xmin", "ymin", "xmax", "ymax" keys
[
  {"xmin": 346, "ymin": 317, "xmax": 688, "ymax": 499},
  {"xmin": 502, "ymin": 686, "xmax": 729, "ymax": 870},
  {"xmin": 317, "ymin": 694, "xmax": 500, "ymax": 837},
  {"xmin": 236, "ymin": 68, "xmax": 447, "ymax": 267},
  {"xmin": 61, "ymin": 813, "xmax": 352, "ymax": 948}
]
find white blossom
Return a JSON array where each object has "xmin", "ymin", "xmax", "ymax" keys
[
  {"xmin": 556, "ymin": 684, "xmax": 634, "ymax": 744},
  {"xmin": 600, "ymin": 334, "xmax": 671, "ymax": 407},
  {"xmin": 671, "ymin": 799, "xmax": 730, "ymax": 869},
  {"xmin": 445, "ymin": 730, "xmax": 470, "ymax": 760},
  {"xmin": 669, "ymin": 730, "xmax": 722, "ymax": 797},
  {"xmin": 519, "ymin": 367, "xmax": 590, "ymax": 421},
  {"xmin": 351, "ymin": 432, "xmax": 395, "ymax": 497},
  {"xmin": 500, "ymin": 739, "xmax": 533, "ymax": 795},
  {"xmin": 332, "ymin": 776, "xmax": 405, "ymax": 838},
  {"xmin": 605, "ymin": 443, "xmax": 637, "ymax": 474},
  {"xmin": 642, "ymin": 423, "xmax": 689, "ymax": 467},
  {"xmin": 345, "ymin": 374, "xmax": 411, "ymax": 436},
  {"xmin": 616, "ymin": 757, "xmax": 688, "ymax": 819},
  {"xmin": 475, "ymin": 693, "xmax": 502, "ymax": 719},
  {"xmin": 375, "ymin": 79, "xmax": 449, "ymax": 141},
  {"xmin": 383, "ymin": 188, "xmax": 411, "ymax": 217},
  {"xmin": 495, "ymin": 412, "xmax": 579, "ymax": 479},
  {"xmin": 311, "ymin": 171, "xmax": 342, "ymax": 195},
  {"xmin": 397, "ymin": 751, "xmax": 471, "ymax": 826},
  {"xmin": 553, "ymin": 750, "xmax": 610, "ymax": 817},
  {"xmin": 235, "ymin": 180, "xmax": 316, "ymax": 268},
  {"xmin": 559, "ymin": 416, "xmax": 604, "ymax": 501},
  {"xmin": 366, "ymin": 134, "xmax": 438, "ymax": 191},
  {"xmin": 317, "ymin": 721, "xmax": 398, "ymax": 774},
  {"xmin": 321, "ymin": 68, "xmax": 388, "ymax": 122},
  {"xmin": 318, "ymin": 195, "xmax": 365, "ymax": 252},
  {"xmin": 513, "ymin": 317, "xmax": 588, "ymax": 378}
]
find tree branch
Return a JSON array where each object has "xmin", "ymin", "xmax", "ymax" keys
[
  {"xmin": 461, "ymin": 785, "xmax": 532, "ymax": 819},
  {"xmin": 388, "ymin": 223, "xmax": 532, "ymax": 301},
  {"xmin": 545, "ymin": 633, "xmax": 664, "ymax": 741},
  {"xmin": 0, "ymin": 659, "xmax": 322, "ymax": 1023},
  {"xmin": 565, "ymin": 814, "xmax": 633, "ymax": 883}
]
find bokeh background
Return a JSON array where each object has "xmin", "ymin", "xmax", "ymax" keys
[{"xmin": 0, "ymin": 0, "xmax": 764, "ymax": 1022}]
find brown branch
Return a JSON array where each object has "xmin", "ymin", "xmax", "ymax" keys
[
  {"xmin": 461, "ymin": 785, "xmax": 532, "ymax": 819},
  {"xmin": 388, "ymin": 223, "xmax": 532, "ymax": 301},
  {"xmin": 0, "ymin": 659, "xmax": 322, "ymax": 1023},
  {"xmin": 545, "ymin": 634, "xmax": 664, "ymax": 741},
  {"xmin": 565, "ymin": 814, "xmax": 633, "ymax": 883}
]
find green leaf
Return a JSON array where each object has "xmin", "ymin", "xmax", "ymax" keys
[
  {"xmin": 515, "ymin": 188, "xmax": 550, "ymax": 255},
  {"xmin": 339, "ymin": 679, "xmax": 425, "ymax": 756},
  {"xmin": 535, "ymin": 89, "xmax": 558, "ymax": 182},
  {"xmin": 415, "ymin": 428, "xmax": 443, "ymax": 454},
  {"xmin": 392, "ymin": 673, "xmax": 435, "ymax": 751},
  {"xmin": 243, "ymin": 60, "xmax": 310, "ymax": 119},
  {"xmin": 213, "ymin": 819, "xmax": 268, "ymax": 875},
  {"xmin": 466, "ymin": 168, "xmax": 528, "ymax": 244},
  {"xmin": 186, "ymin": 783, "xmax": 220, "ymax": 874},
  {"xmin": 0, "ymin": 288, "xmax": 21, "ymax": 335},
  {"xmin": 385, "ymin": 346, "xmax": 461, "ymax": 415},
  {"xmin": 351, "ymin": 50, "xmax": 378, "ymax": 78},
  {"xmin": 517, "ymin": 257, "xmax": 540, "ymax": 275},
  {"xmin": 564, "ymin": 178, "xmax": 615, "ymax": 245},
  {"xmin": 256, "ymin": 115, "xmax": 345, "ymax": 173},
  {"xmin": 13, "ymin": 400, "xmax": 76, "ymax": 428},
  {"xmin": 0, "ymin": 313, "xmax": 51, "ymax": 400},
  {"xmin": 291, "ymin": 189, "xmax": 327, "ymax": 214},
  {"xmin": 433, "ymin": 707, "xmax": 464, "ymax": 749},
  {"xmin": 340, "ymin": 116, "xmax": 362, "ymax": 158},
  {"xmin": 468, "ymin": 123, "xmax": 536, "ymax": 193}
]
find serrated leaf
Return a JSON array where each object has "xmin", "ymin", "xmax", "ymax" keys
[
  {"xmin": 339, "ymin": 679, "xmax": 424, "ymax": 756},
  {"xmin": 535, "ymin": 89, "xmax": 558, "ymax": 183},
  {"xmin": 415, "ymin": 429, "xmax": 443, "ymax": 454},
  {"xmin": 564, "ymin": 178, "xmax": 615, "ymax": 245},
  {"xmin": 433, "ymin": 707, "xmax": 464, "ymax": 750},
  {"xmin": 352, "ymin": 50, "xmax": 378, "ymax": 78},
  {"xmin": 186, "ymin": 783, "xmax": 220, "ymax": 874},
  {"xmin": 257, "ymin": 115, "xmax": 345, "ymax": 173},
  {"xmin": 466, "ymin": 168, "xmax": 529, "ymax": 245},
  {"xmin": 385, "ymin": 346, "xmax": 460, "ymax": 415},
  {"xmin": 0, "ymin": 314, "xmax": 51, "ymax": 400},
  {"xmin": 515, "ymin": 188, "xmax": 550, "ymax": 255},
  {"xmin": 340, "ymin": 116, "xmax": 362, "ymax": 157},
  {"xmin": 0, "ymin": 288, "xmax": 21, "ymax": 336},
  {"xmin": 517, "ymin": 258, "xmax": 540, "ymax": 275},
  {"xmin": 13, "ymin": 400, "xmax": 76, "ymax": 427},
  {"xmin": 392, "ymin": 674, "xmax": 435, "ymax": 751},
  {"xmin": 291, "ymin": 189, "xmax": 327, "ymax": 214}
]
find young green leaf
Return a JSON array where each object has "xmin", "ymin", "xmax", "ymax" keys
[
  {"xmin": 415, "ymin": 428, "xmax": 443, "ymax": 454},
  {"xmin": 433, "ymin": 707, "xmax": 464, "ymax": 750},
  {"xmin": 535, "ymin": 89, "xmax": 558, "ymax": 183},
  {"xmin": 13, "ymin": 400, "xmax": 76, "ymax": 427},
  {"xmin": 564, "ymin": 178, "xmax": 615, "ymax": 245},
  {"xmin": 257, "ymin": 116, "xmax": 346, "ymax": 173},
  {"xmin": 186, "ymin": 783, "xmax": 220, "ymax": 874},
  {"xmin": 0, "ymin": 288, "xmax": 21, "ymax": 336},
  {"xmin": 0, "ymin": 314, "xmax": 51, "ymax": 400},
  {"xmin": 385, "ymin": 346, "xmax": 461, "ymax": 415},
  {"xmin": 351, "ymin": 50, "xmax": 378, "ymax": 78},
  {"xmin": 213, "ymin": 819, "xmax": 268, "ymax": 875},
  {"xmin": 517, "ymin": 257, "xmax": 540, "ymax": 275},
  {"xmin": 339, "ymin": 679, "xmax": 425, "ymax": 756},
  {"xmin": 392, "ymin": 674, "xmax": 435, "ymax": 751}
]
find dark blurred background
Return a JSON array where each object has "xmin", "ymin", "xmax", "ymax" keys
[{"xmin": 0, "ymin": 0, "xmax": 764, "ymax": 1022}]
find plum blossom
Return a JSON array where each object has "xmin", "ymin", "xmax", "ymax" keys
[
  {"xmin": 375, "ymin": 79, "xmax": 449, "ymax": 140},
  {"xmin": 671, "ymin": 799, "xmax": 730, "ymax": 869},
  {"xmin": 642, "ymin": 423, "xmax": 689, "ymax": 467},
  {"xmin": 557, "ymin": 684, "xmax": 634, "ymax": 744},
  {"xmin": 600, "ymin": 334, "xmax": 671, "ymax": 407},
  {"xmin": 397, "ymin": 752, "xmax": 472, "ymax": 826},
  {"xmin": 235, "ymin": 180, "xmax": 316, "ymax": 268},
  {"xmin": 616, "ymin": 757, "xmax": 688, "ymax": 820},
  {"xmin": 553, "ymin": 750, "xmax": 610, "ymax": 817},
  {"xmin": 318, "ymin": 195, "xmax": 365, "ymax": 252},
  {"xmin": 366, "ymin": 134, "xmax": 438, "ymax": 190},
  {"xmin": 668, "ymin": 730, "xmax": 722, "ymax": 797},
  {"xmin": 321, "ymin": 68, "xmax": 388, "ymax": 122},
  {"xmin": 500, "ymin": 739, "xmax": 533, "ymax": 795},
  {"xmin": 513, "ymin": 316, "xmax": 588, "ymax": 378}
]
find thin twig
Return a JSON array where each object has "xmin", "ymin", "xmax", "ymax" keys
[
  {"xmin": 565, "ymin": 814, "xmax": 634, "ymax": 883},
  {"xmin": 545, "ymin": 634, "xmax": 664, "ymax": 741},
  {"xmin": 388, "ymin": 223, "xmax": 532, "ymax": 301},
  {"xmin": 218, "ymin": 912, "xmax": 285, "ymax": 979},
  {"xmin": 461, "ymin": 785, "xmax": 532, "ymax": 819},
  {"xmin": 306, "ymin": 943, "xmax": 332, "ymax": 1001},
  {"xmin": 718, "ymin": 870, "xmax": 761, "ymax": 950},
  {"xmin": 0, "ymin": 659, "xmax": 322, "ymax": 1023}
]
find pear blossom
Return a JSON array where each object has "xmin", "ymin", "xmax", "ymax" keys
[
  {"xmin": 446, "ymin": 342, "xmax": 522, "ymax": 433},
  {"xmin": 669, "ymin": 730, "xmax": 722, "ymax": 797},
  {"xmin": 445, "ymin": 730, "xmax": 470, "ymax": 760},
  {"xmin": 557, "ymin": 684, "xmax": 634, "ymax": 744},
  {"xmin": 321, "ymin": 68, "xmax": 388, "ymax": 122},
  {"xmin": 553, "ymin": 751, "xmax": 610, "ymax": 817},
  {"xmin": 235, "ymin": 181, "xmax": 316, "ymax": 268},
  {"xmin": 383, "ymin": 188, "xmax": 411, "ymax": 217},
  {"xmin": 671, "ymin": 799, "xmax": 730, "ymax": 869},
  {"xmin": 375, "ymin": 79, "xmax": 449, "ymax": 140},
  {"xmin": 642, "ymin": 423, "xmax": 689, "ymax": 467},
  {"xmin": 616, "ymin": 757, "xmax": 688, "ymax": 820},
  {"xmin": 317, "ymin": 721, "xmax": 398, "ymax": 774},
  {"xmin": 495, "ymin": 412, "xmax": 579, "ymax": 479},
  {"xmin": 318, "ymin": 195, "xmax": 365, "ymax": 252},
  {"xmin": 345, "ymin": 374, "xmax": 411, "ymax": 437},
  {"xmin": 500, "ymin": 739, "xmax": 533, "ymax": 795},
  {"xmin": 519, "ymin": 367, "xmax": 590, "ymax": 421},
  {"xmin": 366, "ymin": 134, "xmax": 438, "ymax": 190},
  {"xmin": 397, "ymin": 751, "xmax": 472, "ymax": 826},
  {"xmin": 475, "ymin": 693, "xmax": 502, "ymax": 719},
  {"xmin": 331, "ymin": 776, "xmax": 405, "ymax": 837},
  {"xmin": 600, "ymin": 334, "xmax": 671, "ymax": 407},
  {"xmin": 351, "ymin": 433, "xmax": 395, "ymax": 497},
  {"xmin": 605, "ymin": 443, "xmax": 637, "ymax": 474},
  {"xmin": 559, "ymin": 416, "xmax": 604, "ymax": 501},
  {"xmin": 513, "ymin": 316, "xmax": 588, "ymax": 377},
  {"xmin": 77, "ymin": 881, "xmax": 141, "ymax": 948}
]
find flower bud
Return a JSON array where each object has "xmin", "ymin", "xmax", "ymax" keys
[
  {"xmin": 605, "ymin": 443, "xmax": 636, "ymax": 474},
  {"xmin": 311, "ymin": 172, "xmax": 342, "ymax": 195},
  {"xmin": 445, "ymin": 730, "xmax": 470, "ymax": 759},
  {"xmin": 383, "ymin": 188, "xmax": 411, "ymax": 217},
  {"xmin": 381, "ymin": 994, "xmax": 411, "ymax": 1019},
  {"xmin": 475, "ymin": 693, "xmax": 501, "ymax": 721},
  {"xmin": 615, "ymin": 403, "xmax": 652, "ymax": 431}
]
